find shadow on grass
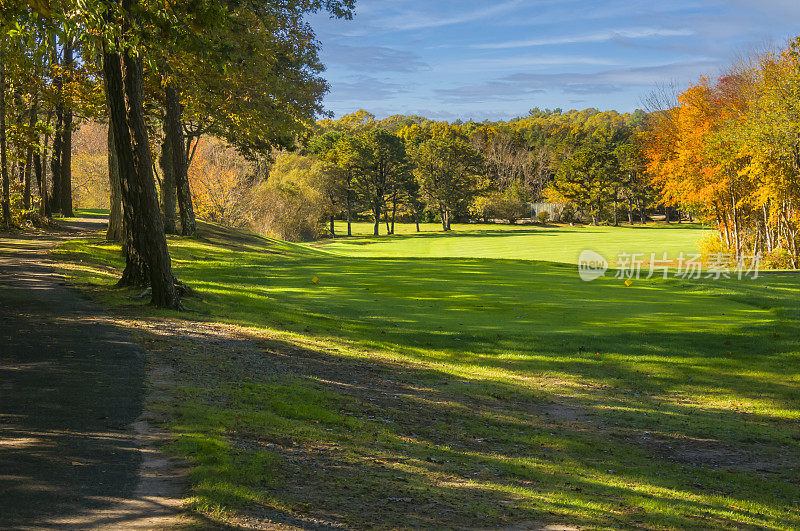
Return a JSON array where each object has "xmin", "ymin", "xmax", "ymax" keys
[
  {"xmin": 54, "ymin": 223, "xmax": 800, "ymax": 528},
  {"xmin": 149, "ymin": 322, "xmax": 800, "ymax": 529}
]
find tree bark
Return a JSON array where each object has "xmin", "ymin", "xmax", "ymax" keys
[
  {"xmin": 372, "ymin": 201, "xmax": 380, "ymax": 236},
  {"xmin": 0, "ymin": 62, "xmax": 9, "ymax": 225},
  {"xmin": 390, "ymin": 191, "xmax": 397, "ymax": 234},
  {"xmin": 60, "ymin": 105, "xmax": 74, "ymax": 217},
  {"xmin": 159, "ymin": 133, "xmax": 177, "ymax": 234},
  {"xmin": 103, "ymin": 47, "xmax": 180, "ymax": 308},
  {"xmin": 612, "ymin": 188, "xmax": 618, "ymax": 226},
  {"xmin": 23, "ymin": 99, "xmax": 37, "ymax": 210},
  {"xmin": 346, "ymin": 178, "xmax": 352, "ymax": 237},
  {"xmin": 50, "ymin": 110, "xmax": 63, "ymax": 214},
  {"xmin": 329, "ymin": 214, "xmax": 335, "ymax": 237},
  {"xmin": 106, "ymin": 121, "xmax": 123, "ymax": 241},
  {"xmin": 34, "ymin": 151, "xmax": 45, "ymax": 215},
  {"xmin": 165, "ymin": 86, "xmax": 196, "ymax": 236}
]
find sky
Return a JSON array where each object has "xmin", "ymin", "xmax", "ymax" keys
[{"xmin": 307, "ymin": 0, "xmax": 800, "ymax": 121}]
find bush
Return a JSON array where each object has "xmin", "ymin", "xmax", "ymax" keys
[
  {"xmin": 697, "ymin": 233, "xmax": 729, "ymax": 263},
  {"xmin": 536, "ymin": 211, "xmax": 550, "ymax": 224},
  {"xmin": 763, "ymin": 248, "xmax": 795, "ymax": 269},
  {"xmin": 252, "ymin": 154, "xmax": 329, "ymax": 242},
  {"xmin": 560, "ymin": 206, "xmax": 577, "ymax": 224}
]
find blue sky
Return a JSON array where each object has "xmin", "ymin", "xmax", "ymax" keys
[{"xmin": 307, "ymin": 0, "xmax": 800, "ymax": 121}]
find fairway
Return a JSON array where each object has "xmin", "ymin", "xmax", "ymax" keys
[
  {"xmin": 57, "ymin": 222, "xmax": 800, "ymax": 529},
  {"xmin": 317, "ymin": 221, "xmax": 710, "ymax": 264}
]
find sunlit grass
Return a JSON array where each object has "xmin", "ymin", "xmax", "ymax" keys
[
  {"xmin": 53, "ymin": 221, "xmax": 800, "ymax": 529},
  {"xmin": 317, "ymin": 220, "xmax": 711, "ymax": 264}
]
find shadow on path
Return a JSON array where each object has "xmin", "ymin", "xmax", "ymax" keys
[{"xmin": 0, "ymin": 218, "xmax": 192, "ymax": 529}]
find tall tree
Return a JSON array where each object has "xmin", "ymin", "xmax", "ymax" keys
[
  {"xmin": 164, "ymin": 86, "xmax": 195, "ymax": 236},
  {"xmin": 353, "ymin": 129, "xmax": 410, "ymax": 236},
  {"xmin": 0, "ymin": 58, "xmax": 9, "ymax": 225},
  {"xmin": 100, "ymin": 0, "xmax": 181, "ymax": 308},
  {"xmin": 58, "ymin": 38, "xmax": 74, "ymax": 217},
  {"xmin": 411, "ymin": 133, "xmax": 484, "ymax": 231},
  {"xmin": 554, "ymin": 141, "xmax": 621, "ymax": 225}
]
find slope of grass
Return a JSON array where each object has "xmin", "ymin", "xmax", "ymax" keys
[
  {"xmin": 54, "ymin": 221, "xmax": 800, "ymax": 529},
  {"xmin": 317, "ymin": 221, "xmax": 710, "ymax": 264}
]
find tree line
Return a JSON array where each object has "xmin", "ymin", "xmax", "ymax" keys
[{"xmin": 240, "ymin": 107, "xmax": 657, "ymax": 241}]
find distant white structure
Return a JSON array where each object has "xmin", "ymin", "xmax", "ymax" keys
[{"xmin": 530, "ymin": 202, "xmax": 566, "ymax": 222}]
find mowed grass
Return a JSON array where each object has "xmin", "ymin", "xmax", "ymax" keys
[
  {"xmin": 317, "ymin": 221, "xmax": 710, "ymax": 264},
  {"xmin": 54, "ymin": 222, "xmax": 800, "ymax": 529}
]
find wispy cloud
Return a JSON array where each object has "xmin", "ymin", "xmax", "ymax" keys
[
  {"xmin": 326, "ymin": 76, "xmax": 408, "ymax": 102},
  {"xmin": 435, "ymin": 59, "xmax": 719, "ymax": 103},
  {"xmin": 473, "ymin": 28, "xmax": 695, "ymax": 49},
  {"xmin": 322, "ymin": 43, "xmax": 430, "ymax": 73},
  {"xmin": 445, "ymin": 55, "xmax": 621, "ymax": 74},
  {"xmin": 376, "ymin": 0, "xmax": 524, "ymax": 31},
  {"xmin": 313, "ymin": 0, "xmax": 800, "ymax": 118}
]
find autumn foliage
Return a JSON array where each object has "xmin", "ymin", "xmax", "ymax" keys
[{"xmin": 645, "ymin": 39, "xmax": 800, "ymax": 267}]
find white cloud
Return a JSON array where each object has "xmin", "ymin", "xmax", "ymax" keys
[
  {"xmin": 473, "ymin": 28, "xmax": 695, "ymax": 50},
  {"xmin": 376, "ymin": 0, "xmax": 524, "ymax": 31}
]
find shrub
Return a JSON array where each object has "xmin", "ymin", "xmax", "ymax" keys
[
  {"xmin": 763, "ymin": 248, "xmax": 795, "ymax": 269},
  {"xmin": 560, "ymin": 205, "xmax": 578, "ymax": 224},
  {"xmin": 537, "ymin": 211, "xmax": 550, "ymax": 224},
  {"xmin": 252, "ymin": 154, "xmax": 329, "ymax": 242},
  {"xmin": 697, "ymin": 233, "xmax": 730, "ymax": 263}
]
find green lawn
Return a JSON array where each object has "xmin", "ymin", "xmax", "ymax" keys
[
  {"xmin": 318, "ymin": 221, "xmax": 710, "ymax": 264},
  {"xmin": 55, "ymin": 222, "xmax": 800, "ymax": 529}
]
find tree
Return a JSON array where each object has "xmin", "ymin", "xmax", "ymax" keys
[
  {"xmin": 554, "ymin": 141, "xmax": 620, "ymax": 225},
  {"xmin": 410, "ymin": 132, "xmax": 484, "ymax": 231},
  {"xmin": 352, "ymin": 129, "xmax": 411, "ymax": 236},
  {"xmin": 0, "ymin": 55, "xmax": 8, "ymax": 225}
]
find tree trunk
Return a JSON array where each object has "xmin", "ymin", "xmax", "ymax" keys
[
  {"xmin": 23, "ymin": 99, "xmax": 37, "ymax": 210},
  {"xmin": 106, "ymin": 121, "xmax": 123, "ymax": 241},
  {"xmin": 383, "ymin": 209, "xmax": 390, "ymax": 234},
  {"xmin": 330, "ymin": 214, "xmax": 335, "ymax": 237},
  {"xmin": 390, "ymin": 191, "xmax": 397, "ymax": 234},
  {"xmin": 0, "ymin": 62, "xmax": 9, "ymax": 225},
  {"xmin": 346, "ymin": 181, "xmax": 352, "ymax": 237},
  {"xmin": 60, "ymin": 107, "xmax": 73, "ymax": 217},
  {"xmin": 103, "ymin": 47, "xmax": 181, "ymax": 308},
  {"xmin": 56, "ymin": 41, "xmax": 75, "ymax": 217},
  {"xmin": 159, "ymin": 133, "xmax": 177, "ymax": 234},
  {"xmin": 34, "ymin": 151, "xmax": 45, "ymax": 215},
  {"xmin": 373, "ymin": 202, "xmax": 380, "ymax": 236},
  {"xmin": 612, "ymin": 189, "xmax": 618, "ymax": 226},
  {"xmin": 50, "ymin": 110, "xmax": 63, "ymax": 214},
  {"xmin": 165, "ymin": 86, "xmax": 196, "ymax": 237},
  {"xmin": 665, "ymin": 205, "xmax": 670, "ymax": 224},
  {"xmin": 627, "ymin": 200, "xmax": 634, "ymax": 225}
]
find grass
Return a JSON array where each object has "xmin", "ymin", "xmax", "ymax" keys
[
  {"xmin": 317, "ymin": 221, "xmax": 711, "ymax": 264},
  {"xmin": 54, "ymin": 221, "xmax": 800, "ymax": 529}
]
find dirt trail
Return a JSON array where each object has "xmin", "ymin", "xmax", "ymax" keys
[{"xmin": 0, "ymin": 218, "xmax": 193, "ymax": 529}]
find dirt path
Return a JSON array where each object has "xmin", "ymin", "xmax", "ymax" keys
[{"xmin": 0, "ymin": 218, "xmax": 193, "ymax": 529}]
